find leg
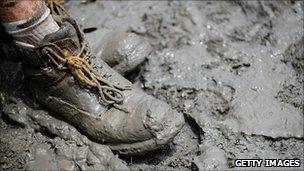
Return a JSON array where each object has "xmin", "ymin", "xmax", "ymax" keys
[{"xmin": 0, "ymin": 0, "xmax": 59, "ymax": 45}]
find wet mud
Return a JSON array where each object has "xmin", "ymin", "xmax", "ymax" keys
[{"xmin": 1, "ymin": 1, "xmax": 303, "ymax": 170}]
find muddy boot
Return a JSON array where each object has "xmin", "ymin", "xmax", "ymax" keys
[
  {"xmin": 16, "ymin": 18, "xmax": 184, "ymax": 155},
  {"xmin": 47, "ymin": 0, "xmax": 150, "ymax": 75},
  {"xmin": 94, "ymin": 29, "xmax": 152, "ymax": 75}
]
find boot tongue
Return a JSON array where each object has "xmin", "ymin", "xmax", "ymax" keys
[{"xmin": 41, "ymin": 21, "xmax": 81, "ymax": 56}]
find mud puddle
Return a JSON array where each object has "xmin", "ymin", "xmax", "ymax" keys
[{"xmin": 1, "ymin": 1, "xmax": 303, "ymax": 170}]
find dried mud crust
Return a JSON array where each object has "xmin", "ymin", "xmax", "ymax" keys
[{"xmin": 1, "ymin": 1, "xmax": 304, "ymax": 170}]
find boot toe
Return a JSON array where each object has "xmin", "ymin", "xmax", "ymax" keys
[
  {"xmin": 108, "ymin": 97, "xmax": 185, "ymax": 155},
  {"xmin": 143, "ymin": 98, "xmax": 185, "ymax": 145}
]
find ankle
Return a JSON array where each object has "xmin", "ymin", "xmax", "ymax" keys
[{"xmin": 2, "ymin": 3, "xmax": 59, "ymax": 46}]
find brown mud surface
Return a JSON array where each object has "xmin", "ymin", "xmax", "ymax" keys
[{"xmin": 1, "ymin": 1, "xmax": 303, "ymax": 170}]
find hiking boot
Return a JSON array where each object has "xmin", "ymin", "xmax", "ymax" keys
[
  {"xmin": 16, "ymin": 18, "xmax": 184, "ymax": 155},
  {"xmin": 91, "ymin": 29, "xmax": 152, "ymax": 75},
  {"xmin": 47, "ymin": 0, "xmax": 150, "ymax": 75}
]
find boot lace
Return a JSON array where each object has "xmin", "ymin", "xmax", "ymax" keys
[
  {"xmin": 40, "ymin": 20, "xmax": 131, "ymax": 111},
  {"xmin": 46, "ymin": 0, "xmax": 68, "ymax": 17}
]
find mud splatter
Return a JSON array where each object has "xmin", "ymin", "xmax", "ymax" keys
[{"xmin": 1, "ymin": 1, "xmax": 303, "ymax": 170}]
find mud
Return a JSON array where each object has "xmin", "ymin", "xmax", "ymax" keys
[{"xmin": 1, "ymin": 1, "xmax": 303, "ymax": 170}]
